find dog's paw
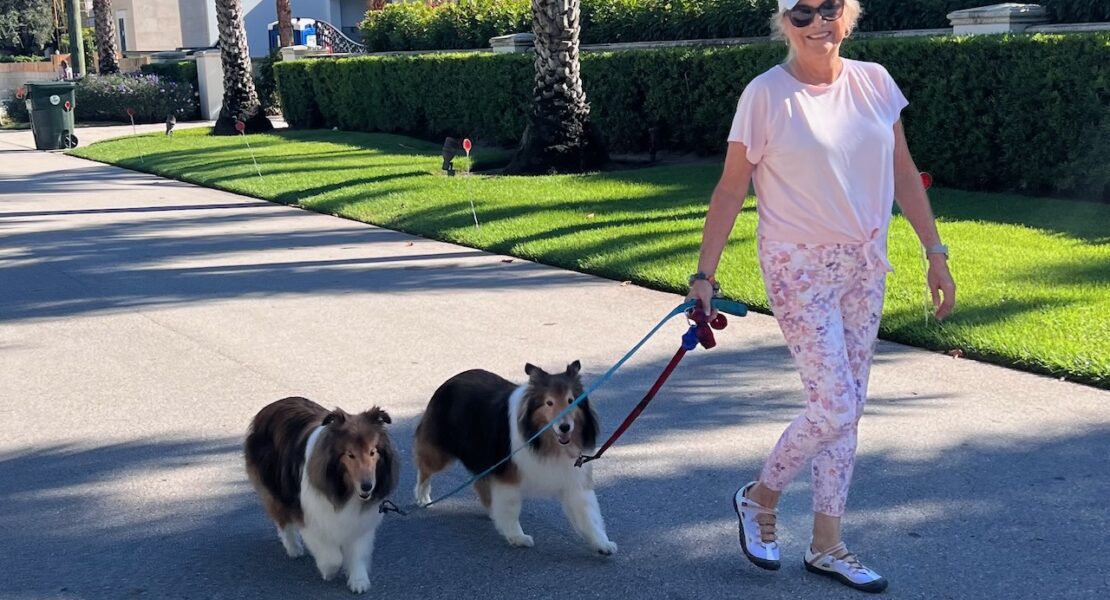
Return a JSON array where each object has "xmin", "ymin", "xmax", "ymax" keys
[
  {"xmin": 316, "ymin": 561, "xmax": 341, "ymax": 581},
  {"xmin": 593, "ymin": 540, "xmax": 618, "ymax": 556},
  {"xmin": 347, "ymin": 574, "xmax": 371, "ymax": 594},
  {"xmin": 281, "ymin": 538, "xmax": 305, "ymax": 558},
  {"xmin": 278, "ymin": 526, "xmax": 305, "ymax": 558},
  {"xmin": 414, "ymin": 484, "xmax": 432, "ymax": 507},
  {"xmin": 505, "ymin": 533, "xmax": 534, "ymax": 548}
]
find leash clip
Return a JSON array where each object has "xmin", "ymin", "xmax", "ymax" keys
[{"xmin": 379, "ymin": 499, "xmax": 408, "ymax": 516}]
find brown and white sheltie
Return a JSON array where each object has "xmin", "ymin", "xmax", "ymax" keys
[
  {"xmin": 244, "ymin": 397, "xmax": 399, "ymax": 594},
  {"xmin": 413, "ymin": 361, "xmax": 617, "ymax": 555}
]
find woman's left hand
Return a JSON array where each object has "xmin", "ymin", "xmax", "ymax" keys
[{"xmin": 927, "ymin": 256, "xmax": 956, "ymax": 321}]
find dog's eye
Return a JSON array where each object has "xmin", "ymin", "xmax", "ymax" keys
[
  {"xmin": 346, "ymin": 452, "xmax": 355, "ymax": 459},
  {"xmin": 546, "ymin": 400, "xmax": 554, "ymax": 407},
  {"xmin": 369, "ymin": 449, "xmax": 377, "ymax": 456}
]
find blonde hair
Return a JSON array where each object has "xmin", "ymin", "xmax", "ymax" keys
[{"xmin": 770, "ymin": 0, "xmax": 863, "ymax": 60}]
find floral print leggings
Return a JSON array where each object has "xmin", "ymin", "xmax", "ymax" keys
[{"xmin": 756, "ymin": 237, "xmax": 887, "ymax": 517}]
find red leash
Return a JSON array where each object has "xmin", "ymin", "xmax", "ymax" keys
[{"xmin": 576, "ymin": 304, "xmax": 730, "ymax": 467}]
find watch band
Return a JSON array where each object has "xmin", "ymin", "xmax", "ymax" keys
[
  {"xmin": 925, "ymin": 243, "xmax": 949, "ymax": 258},
  {"xmin": 689, "ymin": 272, "xmax": 721, "ymax": 294}
]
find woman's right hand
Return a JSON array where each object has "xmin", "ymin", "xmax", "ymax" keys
[{"xmin": 686, "ymin": 279, "xmax": 717, "ymax": 318}]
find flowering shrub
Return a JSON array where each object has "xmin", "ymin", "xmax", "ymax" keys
[
  {"xmin": 2, "ymin": 95, "xmax": 29, "ymax": 123},
  {"xmin": 75, "ymin": 73, "xmax": 199, "ymax": 123}
]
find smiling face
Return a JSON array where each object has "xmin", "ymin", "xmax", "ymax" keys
[
  {"xmin": 776, "ymin": 0, "xmax": 860, "ymax": 62},
  {"xmin": 520, "ymin": 361, "xmax": 599, "ymax": 456},
  {"xmin": 309, "ymin": 407, "xmax": 397, "ymax": 507}
]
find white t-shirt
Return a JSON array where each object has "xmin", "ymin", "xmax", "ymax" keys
[{"xmin": 728, "ymin": 59, "xmax": 909, "ymax": 271}]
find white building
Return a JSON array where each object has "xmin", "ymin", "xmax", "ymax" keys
[{"xmin": 86, "ymin": 0, "xmax": 369, "ymax": 58}]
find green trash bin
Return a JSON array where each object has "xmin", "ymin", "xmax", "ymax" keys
[{"xmin": 26, "ymin": 81, "xmax": 78, "ymax": 150}]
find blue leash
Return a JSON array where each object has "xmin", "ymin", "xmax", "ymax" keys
[{"xmin": 380, "ymin": 298, "xmax": 748, "ymax": 516}]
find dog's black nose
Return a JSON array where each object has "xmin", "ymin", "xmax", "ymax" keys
[
  {"xmin": 558, "ymin": 423, "xmax": 571, "ymax": 433},
  {"xmin": 361, "ymin": 481, "xmax": 374, "ymax": 493}
]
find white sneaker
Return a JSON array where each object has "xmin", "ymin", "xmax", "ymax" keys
[
  {"xmin": 732, "ymin": 482, "xmax": 780, "ymax": 570},
  {"xmin": 804, "ymin": 541, "xmax": 888, "ymax": 593}
]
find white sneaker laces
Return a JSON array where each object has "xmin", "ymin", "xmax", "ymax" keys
[{"xmin": 813, "ymin": 541, "xmax": 867, "ymax": 574}]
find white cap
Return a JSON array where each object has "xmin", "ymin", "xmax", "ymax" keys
[{"xmin": 779, "ymin": 0, "xmax": 802, "ymax": 8}]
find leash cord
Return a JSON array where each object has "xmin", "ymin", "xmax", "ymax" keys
[{"xmin": 380, "ymin": 298, "xmax": 746, "ymax": 516}]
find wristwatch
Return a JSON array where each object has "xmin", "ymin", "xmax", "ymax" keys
[{"xmin": 925, "ymin": 243, "xmax": 949, "ymax": 258}]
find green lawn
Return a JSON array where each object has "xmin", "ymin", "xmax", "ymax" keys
[{"xmin": 71, "ymin": 128, "xmax": 1110, "ymax": 388}]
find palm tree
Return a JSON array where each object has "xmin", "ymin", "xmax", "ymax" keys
[
  {"xmin": 213, "ymin": 0, "xmax": 272, "ymax": 134},
  {"xmin": 92, "ymin": 0, "xmax": 119, "ymax": 74},
  {"xmin": 276, "ymin": 0, "xmax": 293, "ymax": 47},
  {"xmin": 504, "ymin": 0, "xmax": 606, "ymax": 174}
]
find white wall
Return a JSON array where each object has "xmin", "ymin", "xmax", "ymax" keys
[
  {"xmin": 179, "ymin": 0, "xmax": 218, "ymax": 49},
  {"xmin": 339, "ymin": 0, "xmax": 368, "ymax": 36},
  {"xmin": 116, "ymin": 0, "xmax": 184, "ymax": 52}
]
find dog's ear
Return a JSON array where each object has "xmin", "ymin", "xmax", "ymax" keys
[
  {"xmin": 364, "ymin": 407, "xmax": 392, "ymax": 425},
  {"xmin": 322, "ymin": 409, "xmax": 347, "ymax": 427},
  {"xmin": 525, "ymin": 363, "xmax": 546, "ymax": 379},
  {"xmin": 566, "ymin": 360, "xmax": 581, "ymax": 377}
]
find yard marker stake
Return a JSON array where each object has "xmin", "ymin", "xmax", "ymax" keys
[
  {"xmin": 236, "ymin": 121, "xmax": 263, "ymax": 178},
  {"xmin": 126, "ymin": 108, "xmax": 144, "ymax": 164}
]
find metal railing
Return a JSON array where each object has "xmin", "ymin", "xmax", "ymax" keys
[{"xmin": 315, "ymin": 20, "xmax": 366, "ymax": 54}]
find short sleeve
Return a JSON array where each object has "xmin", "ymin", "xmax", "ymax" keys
[
  {"xmin": 727, "ymin": 80, "xmax": 771, "ymax": 164},
  {"xmin": 878, "ymin": 65, "xmax": 909, "ymax": 124}
]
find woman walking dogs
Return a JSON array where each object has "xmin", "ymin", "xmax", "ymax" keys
[{"xmin": 688, "ymin": 0, "xmax": 955, "ymax": 593}]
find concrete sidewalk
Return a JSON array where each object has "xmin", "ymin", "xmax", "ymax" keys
[
  {"xmin": 0, "ymin": 120, "xmax": 219, "ymax": 150},
  {"xmin": 1, "ymin": 135, "xmax": 1107, "ymax": 600}
]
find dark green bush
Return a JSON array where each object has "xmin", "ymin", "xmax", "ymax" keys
[
  {"xmin": 277, "ymin": 52, "xmax": 532, "ymax": 139},
  {"xmin": 254, "ymin": 50, "xmax": 282, "ymax": 115},
  {"xmin": 0, "ymin": 55, "xmax": 45, "ymax": 63},
  {"xmin": 3, "ymin": 95, "xmax": 29, "ymax": 122},
  {"xmin": 277, "ymin": 33, "xmax": 1110, "ymax": 199},
  {"xmin": 359, "ymin": 0, "xmax": 1110, "ymax": 52},
  {"xmin": 362, "ymin": 0, "xmax": 530, "ymax": 52},
  {"xmin": 1042, "ymin": 0, "xmax": 1110, "ymax": 23},
  {"xmin": 83, "ymin": 27, "xmax": 96, "ymax": 73}
]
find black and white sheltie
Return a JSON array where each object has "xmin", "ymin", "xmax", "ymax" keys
[
  {"xmin": 244, "ymin": 396, "xmax": 399, "ymax": 593},
  {"xmin": 413, "ymin": 361, "xmax": 617, "ymax": 555}
]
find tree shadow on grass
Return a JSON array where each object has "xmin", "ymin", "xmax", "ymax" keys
[{"xmin": 928, "ymin": 189, "xmax": 1110, "ymax": 244}]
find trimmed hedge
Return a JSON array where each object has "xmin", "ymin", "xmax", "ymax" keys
[
  {"xmin": 362, "ymin": 0, "xmax": 530, "ymax": 52},
  {"xmin": 253, "ymin": 51, "xmax": 283, "ymax": 115},
  {"xmin": 360, "ymin": 0, "xmax": 1110, "ymax": 52},
  {"xmin": 276, "ymin": 33, "xmax": 1110, "ymax": 199}
]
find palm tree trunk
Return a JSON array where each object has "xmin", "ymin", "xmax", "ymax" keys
[
  {"xmin": 92, "ymin": 0, "xmax": 119, "ymax": 74},
  {"xmin": 504, "ymin": 0, "xmax": 606, "ymax": 175},
  {"xmin": 276, "ymin": 0, "xmax": 293, "ymax": 47},
  {"xmin": 213, "ymin": 0, "xmax": 272, "ymax": 134}
]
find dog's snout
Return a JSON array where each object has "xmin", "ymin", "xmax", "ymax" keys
[
  {"xmin": 558, "ymin": 423, "xmax": 571, "ymax": 433},
  {"xmin": 360, "ymin": 481, "xmax": 374, "ymax": 493}
]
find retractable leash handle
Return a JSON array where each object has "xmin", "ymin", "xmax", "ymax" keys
[{"xmin": 681, "ymin": 298, "xmax": 749, "ymax": 318}]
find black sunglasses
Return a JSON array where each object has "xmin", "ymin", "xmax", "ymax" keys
[{"xmin": 785, "ymin": 0, "xmax": 845, "ymax": 28}]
